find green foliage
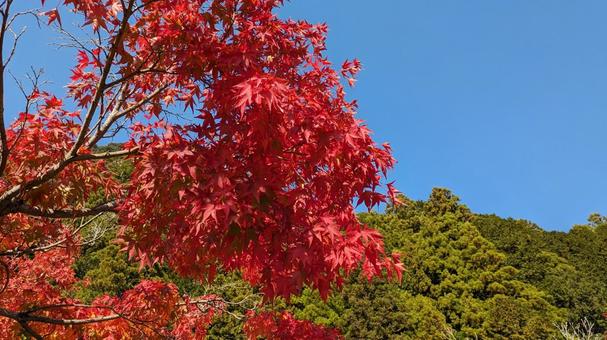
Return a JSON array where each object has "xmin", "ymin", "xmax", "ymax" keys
[
  {"xmin": 368, "ymin": 189, "xmax": 563, "ymax": 338},
  {"xmin": 74, "ymin": 243, "xmax": 139, "ymax": 302},
  {"xmin": 289, "ymin": 279, "xmax": 449, "ymax": 339},
  {"xmin": 71, "ymin": 213, "xmax": 140, "ymax": 302},
  {"xmin": 93, "ymin": 143, "xmax": 134, "ymax": 183},
  {"xmin": 475, "ymin": 213, "xmax": 607, "ymax": 330},
  {"xmin": 202, "ymin": 273, "xmax": 260, "ymax": 339},
  {"xmin": 86, "ymin": 143, "xmax": 135, "ymax": 207}
]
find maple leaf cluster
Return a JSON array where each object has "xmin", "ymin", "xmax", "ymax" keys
[
  {"xmin": 244, "ymin": 311, "xmax": 342, "ymax": 339},
  {"xmin": 0, "ymin": 0, "xmax": 402, "ymax": 338}
]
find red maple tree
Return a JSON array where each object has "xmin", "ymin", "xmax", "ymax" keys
[{"xmin": 0, "ymin": 0, "xmax": 402, "ymax": 338}]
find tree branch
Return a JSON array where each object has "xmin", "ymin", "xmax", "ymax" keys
[
  {"xmin": 0, "ymin": 0, "xmax": 14, "ymax": 177},
  {"xmin": 0, "ymin": 307, "xmax": 121, "ymax": 326},
  {"xmin": 86, "ymin": 84, "xmax": 168, "ymax": 148},
  {"xmin": 67, "ymin": 0, "xmax": 135, "ymax": 158},
  {"xmin": 0, "ymin": 212, "xmax": 105, "ymax": 257},
  {"xmin": 0, "ymin": 1, "xmax": 146, "ymax": 216},
  {"xmin": 18, "ymin": 320, "xmax": 43, "ymax": 340},
  {"xmin": 13, "ymin": 201, "xmax": 117, "ymax": 219},
  {"xmin": 77, "ymin": 147, "xmax": 140, "ymax": 161}
]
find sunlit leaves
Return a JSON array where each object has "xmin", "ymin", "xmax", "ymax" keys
[{"xmin": 1, "ymin": 0, "xmax": 399, "ymax": 337}]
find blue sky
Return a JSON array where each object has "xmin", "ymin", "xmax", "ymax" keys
[
  {"xmin": 278, "ymin": 1, "xmax": 607, "ymax": 231},
  {"xmin": 4, "ymin": 2, "xmax": 607, "ymax": 231}
]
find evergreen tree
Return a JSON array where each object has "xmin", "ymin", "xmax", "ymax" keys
[
  {"xmin": 476, "ymin": 213, "xmax": 607, "ymax": 330},
  {"xmin": 364, "ymin": 189, "xmax": 563, "ymax": 338}
]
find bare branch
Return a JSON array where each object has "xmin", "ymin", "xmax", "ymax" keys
[
  {"xmin": 5, "ymin": 8, "xmax": 40, "ymax": 30},
  {"xmin": 0, "ymin": 0, "xmax": 14, "ymax": 176},
  {"xmin": 3, "ymin": 26, "xmax": 25, "ymax": 67},
  {"xmin": 6, "ymin": 68, "xmax": 41, "ymax": 154},
  {"xmin": 86, "ymin": 84, "xmax": 168, "ymax": 148},
  {"xmin": 75, "ymin": 146, "xmax": 140, "ymax": 161}
]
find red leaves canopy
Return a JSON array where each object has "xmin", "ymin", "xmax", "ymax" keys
[{"xmin": 0, "ymin": 0, "xmax": 402, "ymax": 338}]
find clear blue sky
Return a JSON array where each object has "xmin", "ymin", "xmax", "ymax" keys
[
  {"xmin": 4, "ymin": 2, "xmax": 607, "ymax": 231},
  {"xmin": 278, "ymin": 1, "xmax": 607, "ymax": 231}
]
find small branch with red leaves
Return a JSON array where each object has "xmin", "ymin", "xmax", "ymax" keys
[
  {"xmin": 0, "ymin": 296, "xmax": 242, "ymax": 339},
  {"xmin": 67, "ymin": 0, "xmax": 136, "ymax": 158},
  {"xmin": 0, "ymin": 212, "xmax": 105, "ymax": 257},
  {"xmin": 12, "ymin": 201, "xmax": 117, "ymax": 219},
  {"xmin": 0, "ymin": 145, "xmax": 133, "ymax": 217},
  {"xmin": 0, "ymin": 306, "xmax": 121, "ymax": 339}
]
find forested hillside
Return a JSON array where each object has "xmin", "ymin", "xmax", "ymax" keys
[
  {"xmin": 75, "ymin": 153, "xmax": 607, "ymax": 338},
  {"xmin": 475, "ymin": 212, "xmax": 607, "ymax": 333}
]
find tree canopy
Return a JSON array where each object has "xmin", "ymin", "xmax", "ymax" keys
[{"xmin": 0, "ymin": 0, "xmax": 401, "ymax": 338}]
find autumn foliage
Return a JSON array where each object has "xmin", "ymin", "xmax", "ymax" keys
[
  {"xmin": 0, "ymin": 0, "xmax": 401, "ymax": 338},
  {"xmin": 244, "ymin": 311, "xmax": 342, "ymax": 339}
]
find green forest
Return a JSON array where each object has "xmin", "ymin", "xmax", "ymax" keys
[{"xmin": 70, "ymin": 146, "xmax": 607, "ymax": 339}]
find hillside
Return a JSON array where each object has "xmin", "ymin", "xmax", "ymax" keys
[{"xmin": 74, "ymin": 172, "xmax": 607, "ymax": 338}]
